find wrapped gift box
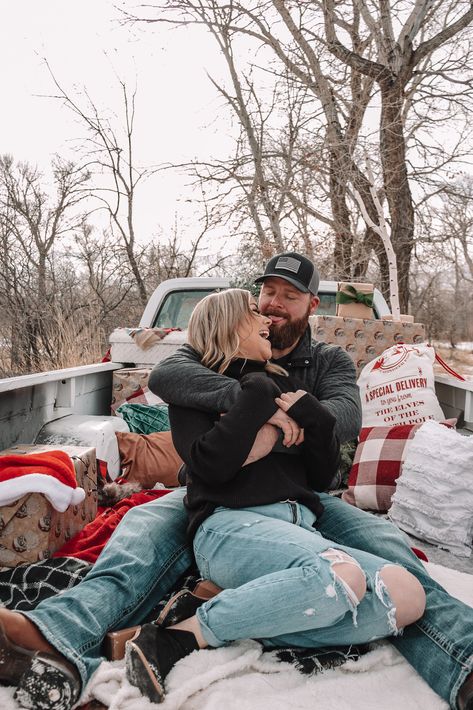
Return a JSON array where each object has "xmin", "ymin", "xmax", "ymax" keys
[
  {"xmin": 336, "ymin": 282, "xmax": 374, "ymax": 319},
  {"xmin": 111, "ymin": 368, "xmax": 164, "ymax": 413},
  {"xmin": 310, "ymin": 315, "xmax": 426, "ymax": 375},
  {"xmin": 0, "ymin": 445, "xmax": 97, "ymax": 567}
]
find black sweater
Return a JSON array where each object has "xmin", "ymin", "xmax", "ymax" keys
[{"xmin": 168, "ymin": 360, "xmax": 341, "ymax": 539}]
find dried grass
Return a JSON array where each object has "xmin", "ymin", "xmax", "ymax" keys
[
  {"xmin": 433, "ymin": 343, "xmax": 473, "ymax": 378},
  {"xmin": 0, "ymin": 310, "xmax": 107, "ymax": 378}
]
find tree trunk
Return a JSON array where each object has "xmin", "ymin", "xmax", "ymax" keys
[
  {"xmin": 354, "ymin": 226, "xmax": 391, "ymax": 298},
  {"xmin": 379, "ymin": 81, "xmax": 414, "ymax": 312},
  {"xmin": 329, "ymin": 152, "xmax": 353, "ymax": 278}
]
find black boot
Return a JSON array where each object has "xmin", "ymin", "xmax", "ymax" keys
[
  {"xmin": 157, "ymin": 579, "xmax": 221, "ymax": 628},
  {"xmin": 125, "ymin": 625, "xmax": 199, "ymax": 704},
  {"xmin": 0, "ymin": 621, "xmax": 81, "ymax": 710}
]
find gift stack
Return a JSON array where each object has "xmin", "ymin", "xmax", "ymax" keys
[
  {"xmin": 111, "ymin": 368, "xmax": 155, "ymax": 413},
  {"xmin": 0, "ymin": 444, "xmax": 97, "ymax": 567},
  {"xmin": 310, "ymin": 282, "xmax": 425, "ymax": 375}
]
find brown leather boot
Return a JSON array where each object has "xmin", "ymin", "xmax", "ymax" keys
[{"xmin": 0, "ymin": 616, "xmax": 80, "ymax": 710}]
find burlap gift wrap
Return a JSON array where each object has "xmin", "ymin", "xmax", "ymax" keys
[
  {"xmin": 0, "ymin": 445, "xmax": 97, "ymax": 567},
  {"xmin": 310, "ymin": 316, "xmax": 426, "ymax": 376},
  {"xmin": 336, "ymin": 282, "xmax": 374, "ymax": 319},
  {"xmin": 111, "ymin": 368, "xmax": 152, "ymax": 413}
]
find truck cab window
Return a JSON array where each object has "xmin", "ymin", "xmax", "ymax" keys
[{"xmin": 153, "ymin": 289, "xmax": 218, "ymax": 330}]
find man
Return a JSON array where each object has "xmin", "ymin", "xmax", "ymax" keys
[
  {"xmin": 149, "ymin": 252, "xmax": 473, "ymax": 710},
  {"xmin": 0, "ymin": 252, "xmax": 471, "ymax": 710},
  {"xmin": 151, "ymin": 252, "xmax": 362, "ymax": 445}
]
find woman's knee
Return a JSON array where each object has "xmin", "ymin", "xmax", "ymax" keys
[
  {"xmin": 320, "ymin": 549, "xmax": 367, "ymax": 603},
  {"xmin": 379, "ymin": 565, "xmax": 426, "ymax": 628}
]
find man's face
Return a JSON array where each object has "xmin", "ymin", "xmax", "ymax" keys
[{"xmin": 258, "ymin": 277, "xmax": 320, "ymax": 352}]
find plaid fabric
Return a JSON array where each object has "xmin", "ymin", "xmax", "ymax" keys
[
  {"xmin": 341, "ymin": 424, "xmax": 421, "ymax": 512},
  {"xmin": 0, "ymin": 557, "xmax": 92, "ymax": 611},
  {"xmin": 117, "ymin": 403, "xmax": 171, "ymax": 435}
]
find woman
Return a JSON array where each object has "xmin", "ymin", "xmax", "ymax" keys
[{"xmin": 126, "ymin": 289, "xmax": 426, "ymax": 704}]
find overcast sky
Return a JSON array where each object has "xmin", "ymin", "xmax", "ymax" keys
[{"xmin": 0, "ymin": 0, "xmax": 236, "ymax": 252}]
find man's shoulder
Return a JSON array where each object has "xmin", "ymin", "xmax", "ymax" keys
[{"xmin": 308, "ymin": 339, "xmax": 357, "ymax": 379}]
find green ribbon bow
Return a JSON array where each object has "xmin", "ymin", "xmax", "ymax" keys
[{"xmin": 336, "ymin": 285, "xmax": 374, "ymax": 307}]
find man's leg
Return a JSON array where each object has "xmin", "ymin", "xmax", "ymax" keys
[
  {"xmin": 18, "ymin": 489, "xmax": 192, "ymax": 689},
  {"xmin": 317, "ymin": 493, "xmax": 473, "ymax": 709}
]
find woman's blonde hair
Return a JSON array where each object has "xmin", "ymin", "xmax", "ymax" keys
[{"xmin": 187, "ymin": 288, "xmax": 287, "ymax": 376}]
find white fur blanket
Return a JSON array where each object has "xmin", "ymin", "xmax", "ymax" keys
[{"xmin": 0, "ymin": 562, "xmax": 471, "ymax": 709}]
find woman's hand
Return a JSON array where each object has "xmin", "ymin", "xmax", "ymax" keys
[
  {"xmin": 275, "ymin": 390, "xmax": 308, "ymax": 411},
  {"xmin": 267, "ymin": 408, "xmax": 304, "ymax": 447},
  {"xmin": 243, "ymin": 423, "xmax": 279, "ymax": 465},
  {"xmin": 274, "ymin": 391, "xmax": 307, "ymax": 448}
]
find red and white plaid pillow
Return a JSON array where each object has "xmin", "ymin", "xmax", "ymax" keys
[
  {"xmin": 342, "ymin": 423, "xmax": 425, "ymax": 512},
  {"xmin": 342, "ymin": 420, "xmax": 455, "ymax": 512}
]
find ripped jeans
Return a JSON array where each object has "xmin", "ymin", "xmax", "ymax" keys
[{"xmin": 194, "ymin": 501, "xmax": 401, "ymax": 649}]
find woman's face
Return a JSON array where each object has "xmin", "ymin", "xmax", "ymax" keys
[{"xmin": 236, "ymin": 299, "xmax": 272, "ymax": 361}]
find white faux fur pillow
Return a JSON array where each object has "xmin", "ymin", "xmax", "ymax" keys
[{"xmin": 389, "ymin": 420, "xmax": 473, "ymax": 557}]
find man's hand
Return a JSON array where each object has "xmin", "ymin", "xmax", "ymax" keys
[
  {"xmin": 243, "ymin": 423, "xmax": 279, "ymax": 465},
  {"xmin": 267, "ymin": 408, "xmax": 304, "ymax": 447}
]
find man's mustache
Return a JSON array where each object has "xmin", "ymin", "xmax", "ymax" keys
[{"xmin": 262, "ymin": 309, "xmax": 290, "ymax": 322}]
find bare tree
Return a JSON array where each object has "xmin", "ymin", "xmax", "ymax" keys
[
  {"xmin": 322, "ymin": 0, "xmax": 473, "ymax": 309},
  {"xmin": 46, "ymin": 65, "xmax": 158, "ymax": 305},
  {"xmin": 0, "ymin": 155, "xmax": 90, "ymax": 371},
  {"xmin": 126, "ymin": 0, "xmax": 473, "ymax": 311},
  {"xmin": 125, "ymin": 1, "xmax": 387, "ymax": 282}
]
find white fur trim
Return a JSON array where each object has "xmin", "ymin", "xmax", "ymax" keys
[{"xmin": 0, "ymin": 474, "xmax": 85, "ymax": 512}]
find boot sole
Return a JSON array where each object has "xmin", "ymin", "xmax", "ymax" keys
[
  {"xmin": 14, "ymin": 655, "xmax": 79, "ymax": 710},
  {"xmin": 125, "ymin": 639, "xmax": 165, "ymax": 704},
  {"xmin": 0, "ymin": 620, "xmax": 79, "ymax": 710}
]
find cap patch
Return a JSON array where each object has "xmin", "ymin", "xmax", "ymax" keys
[{"xmin": 275, "ymin": 256, "xmax": 301, "ymax": 274}]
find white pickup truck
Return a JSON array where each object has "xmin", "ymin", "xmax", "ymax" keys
[
  {"xmin": 0, "ymin": 276, "xmax": 472, "ymax": 572},
  {"xmin": 0, "ymin": 276, "xmax": 470, "ymax": 451}
]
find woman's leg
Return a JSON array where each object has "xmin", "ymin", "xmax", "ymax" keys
[
  {"xmin": 192, "ymin": 503, "xmax": 425, "ymax": 648},
  {"xmin": 317, "ymin": 493, "xmax": 473, "ymax": 709}
]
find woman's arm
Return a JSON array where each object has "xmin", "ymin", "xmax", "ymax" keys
[
  {"xmin": 277, "ymin": 391, "xmax": 340, "ymax": 492},
  {"xmin": 152, "ymin": 347, "xmax": 302, "ymax": 450},
  {"xmin": 170, "ymin": 373, "xmax": 281, "ymax": 485}
]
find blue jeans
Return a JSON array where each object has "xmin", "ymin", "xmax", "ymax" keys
[
  {"xmin": 23, "ymin": 490, "xmax": 473, "ymax": 708},
  {"xmin": 316, "ymin": 493, "xmax": 473, "ymax": 710},
  {"xmin": 193, "ymin": 502, "xmax": 401, "ymax": 647},
  {"xmin": 24, "ymin": 489, "xmax": 192, "ymax": 689}
]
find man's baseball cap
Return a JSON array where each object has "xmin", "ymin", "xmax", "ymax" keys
[{"xmin": 254, "ymin": 252, "xmax": 320, "ymax": 295}]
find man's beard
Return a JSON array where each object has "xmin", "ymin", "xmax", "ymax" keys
[{"xmin": 267, "ymin": 305, "xmax": 311, "ymax": 352}]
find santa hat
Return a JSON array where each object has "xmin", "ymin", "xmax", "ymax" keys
[{"xmin": 0, "ymin": 450, "xmax": 86, "ymax": 512}]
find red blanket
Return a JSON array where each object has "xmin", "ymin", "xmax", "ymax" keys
[{"xmin": 53, "ymin": 489, "xmax": 171, "ymax": 563}]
